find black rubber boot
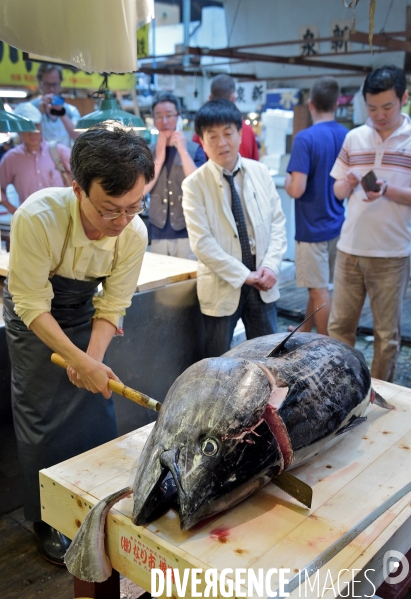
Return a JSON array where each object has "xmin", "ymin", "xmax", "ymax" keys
[{"xmin": 33, "ymin": 521, "xmax": 71, "ymax": 566}]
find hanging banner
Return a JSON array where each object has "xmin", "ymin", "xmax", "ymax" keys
[
  {"xmin": 0, "ymin": 42, "xmax": 135, "ymax": 90},
  {"xmin": 0, "ymin": 0, "xmax": 154, "ymax": 74}
]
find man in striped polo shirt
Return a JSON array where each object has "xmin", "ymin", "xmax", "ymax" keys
[{"xmin": 329, "ymin": 65, "xmax": 411, "ymax": 382}]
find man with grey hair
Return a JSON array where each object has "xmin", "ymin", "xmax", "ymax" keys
[
  {"xmin": 193, "ymin": 73, "xmax": 259, "ymax": 160},
  {"xmin": 32, "ymin": 63, "xmax": 80, "ymax": 147},
  {"xmin": 4, "ymin": 121, "xmax": 154, "ymax": 565},
  {"xmin": 0, "ymin": 102, "xmax": 71, "ymax": 214}
]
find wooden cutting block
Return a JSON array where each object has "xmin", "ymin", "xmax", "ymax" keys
[{"xmin": 40, "ymin": 380, "xmax": 411, "ymax": 598}]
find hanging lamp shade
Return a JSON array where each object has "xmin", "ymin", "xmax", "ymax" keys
[
  {"xmin": 0, "ymin": 99, "xmax": 37, "ymax": 133},
  {"xmin": 75, "ymin": 91, "xmax": 148, "ymax": 136}
]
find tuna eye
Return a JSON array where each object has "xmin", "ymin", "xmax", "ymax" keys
[{"xmin": 202, "ymin": 438, "xmax": 219, "ymax": 456}]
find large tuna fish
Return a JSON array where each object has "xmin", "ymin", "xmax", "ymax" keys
[
  {"xmin": 132, "ymin": 332, "xmax": 388, "ymax": 531},
  {"xmin": 65, "ymin": 331, "xmax": 393, "ymax": 581}
]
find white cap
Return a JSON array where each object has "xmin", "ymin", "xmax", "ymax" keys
[{"xmin": 13, "ymin": 102, "xmax": 42, "ymax": 124}]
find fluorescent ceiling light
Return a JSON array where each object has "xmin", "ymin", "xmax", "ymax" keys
[{"xmin": 0, "ymin": 90, "xmax": 28, "ymax": 98}]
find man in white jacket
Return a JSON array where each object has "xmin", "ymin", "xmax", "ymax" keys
[{"xmin": 182, "ymin": 99, "xmax": 287, "ymax": 357}]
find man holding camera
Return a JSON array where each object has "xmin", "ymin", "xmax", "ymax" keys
[
  {"xmin": 329, "ymin": 65, "xmax": 411, "ymax": 382},
  {"xmin": 31, "ymin": 63, "xmax": 80, "ymax": 147}
]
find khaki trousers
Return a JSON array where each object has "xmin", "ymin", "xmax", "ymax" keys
[{"xmin": 328, "ymin": 250, "xmax": 410, "ymax": 382}]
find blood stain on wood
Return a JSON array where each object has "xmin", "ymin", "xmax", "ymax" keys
[
  {"xmin": 235, "ymin": 548, "xmax": 247, "ymax": 555},
  {"xmin": 210, "ymin": 526, "xmax": 230, "ymax": 543}
]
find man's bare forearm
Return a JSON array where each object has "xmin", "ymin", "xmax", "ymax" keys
[
  {"xmin": 87, "ymin": 318, "xmax": 117, "ymax": 362},
  {"xmin": 61, "ymin": 114, "xmax": 80, "ymax": 141},
  {"xmin": 334, "ymin": 179, "xmax": 353, "ymax": 200},
  {"xmin": 384, "ymin": 183, "xmax": 411, "ymax": 206},
  {"xmin": 1, "ymin": 190, "xmax": 17, "ymax": 214}
]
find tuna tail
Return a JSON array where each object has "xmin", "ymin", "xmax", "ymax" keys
[
  {"xmin": 267, "ymin": 304, "xmax": 326, "ymax": 357},
  {"xmin": 371, "ymin": 390, "xmax": 396, "ymax": 410},
  {"xmin": 64, "ymin": 487, "xmax": 132, "ymax": 583}
]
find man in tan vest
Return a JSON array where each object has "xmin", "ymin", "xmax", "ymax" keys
[{"xmin": 145, "ymin": 92, "xmax": 206, "ymax": 259}]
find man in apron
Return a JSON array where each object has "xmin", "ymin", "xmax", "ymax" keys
[{"xmin": 3, "ymin": 121, "xmax": 154, "ymax": 565}]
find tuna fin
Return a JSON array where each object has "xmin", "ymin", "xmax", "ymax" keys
[
  {"xmin": 267, "ymin": 304, "xmax": 326, "ymax": 358},
  {"xmin": 372, "ymin": 390, "xmax": 396, "ymax": 410},
  {"xmin": 64, "ymin": 486, "xmax": 132, "ymax": 582},
  {"xmin": 335, "ymin": 415, "xmax": 367, "ymax": 436},
  {"xmin": 272, "ymin": 471, "xmax": 312, "ymax": 509}
]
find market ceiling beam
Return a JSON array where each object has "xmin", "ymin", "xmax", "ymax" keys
[
  {"xmin": 186, "ymin": 46, "xmax": 371, "ymax": 73},
  {"xmin": 349, "ymin": 31, "xmax": 411, "ymax": 52},
  {"xmin": 139, "ymin": 64, "xmax": 257, "ymax": 79},
  {"xmin": 229, "ymin": 31, "xmax": 408, "ymax": 52}
]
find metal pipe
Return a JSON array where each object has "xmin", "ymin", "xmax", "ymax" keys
[
  {"xmin": 182, "ymin": 0, "xmax": 191, "ymax": 68},
  {"xmin": 151, "ymin": 16, "xmax": 158, "ymax": 89}
]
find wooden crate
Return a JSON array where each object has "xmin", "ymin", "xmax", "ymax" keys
[{"xmin": 40, "ymin": 380, "xmax": 411, "ymax": 598}]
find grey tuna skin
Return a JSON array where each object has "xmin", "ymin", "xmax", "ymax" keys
[
  {"xmin": 66, "ymin": 332, "xmax": 393, "ymax": 582},
  {"xmin": 132, "ymin": 333, "xmax": 381, "ymax": 531}
]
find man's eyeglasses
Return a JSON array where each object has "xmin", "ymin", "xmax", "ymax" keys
[
  {"xmin": 153, "ymin": 113, "xmax": 178, "ymax": 122},
  {"xmin": 41, "ymin": 81, "xmax": 61, "ymax": 90},
  {"xmin": 86, "ymin": 194, "xmax": 146, "ymax": 220}
]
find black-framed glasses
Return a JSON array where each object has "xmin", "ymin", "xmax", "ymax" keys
[{"xmin": 86, "ymin": 194, "xmax": 146, "ymax": 220}]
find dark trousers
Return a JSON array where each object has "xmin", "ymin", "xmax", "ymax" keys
[{"xmin": 203, "ymin": 285, "xmax": 278, "ymax": 357}]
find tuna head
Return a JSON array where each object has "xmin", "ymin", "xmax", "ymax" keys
[{"xmin": 132, "ymin": 357, "xmax": 284, "ymax": 530}]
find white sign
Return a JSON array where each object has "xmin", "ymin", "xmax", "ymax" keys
[
  {"xmin": 235, "ymin": 80, "xmax": 267, "ymax": 113},
  {"xmin": 300, "ymin": 25, "xmax": 319, "ymax": 56},
  {"xmin": 330, "ymin": 20, "xmax": 351, "ymax": 53}
]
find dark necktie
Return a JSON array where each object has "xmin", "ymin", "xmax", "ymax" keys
[{"xmin": 223, "ymin": 170, "xmax": 255, "ymax": 271}]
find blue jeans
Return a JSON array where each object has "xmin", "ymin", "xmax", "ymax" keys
[{"xmin": 203, "ymin": 285, "xmax": 278, "ymax": 357}]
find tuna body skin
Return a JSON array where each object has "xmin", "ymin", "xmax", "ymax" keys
[{"xmin": 132, "ymin": 333, "xmax": 371, "ymax": 530}]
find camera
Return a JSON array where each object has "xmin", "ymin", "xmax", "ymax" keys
[{"xmin": 50, "ymin": 95, "xmax": 66, "ymax": 116}]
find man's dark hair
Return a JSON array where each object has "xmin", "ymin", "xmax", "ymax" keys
[
  {"xmin": 363, "ymin": 65, "xmax": 406, "ymax": 101},
  {"xmin": 310, "ymin": 77, "xmax": 340, "ymax": 113},
  {"xmin": 70, "ymin": 121, "xmax": 154, "ymax": 196},
  {"xmin": 36, "ymin": 63, "xmax": 63, "ymax": 83},
  {"xmin": 152, "ymin": 92, "xmax": 181, "ymax": 114},
  {"xmin": 195, "ymin": 99, "xmax": 243, "ymax": 138},
  {"xmin": 210, "ymin": 74, "xmax": 236, "ymax": 100}
]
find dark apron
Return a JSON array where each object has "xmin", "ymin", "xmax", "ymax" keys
[{"xmin": 4, "ymin": 266, "xmax": 118, "ymax": 522}]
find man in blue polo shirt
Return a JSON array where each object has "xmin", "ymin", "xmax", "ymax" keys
[{"xmin": 285, "ymin": 77, "xmax": 347, "ymax": 334}]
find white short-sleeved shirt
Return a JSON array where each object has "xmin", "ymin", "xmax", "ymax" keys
[
  {"xmin": 31, "ymin": 99, "xmax": 80, "ymax": 148},
  {"xmin": 330, "ymin": 114, "xmax": 411, "ymax": 258}
]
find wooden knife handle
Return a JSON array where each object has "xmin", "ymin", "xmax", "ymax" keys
[{"xmin": 50, "ymin": 353, "xmax": 161, "ymax": 412}]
